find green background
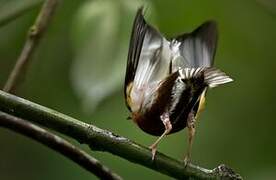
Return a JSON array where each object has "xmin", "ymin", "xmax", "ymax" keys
[{"xmin": 1, "ymin": 0, "xmax": 276, "ymax": 179}]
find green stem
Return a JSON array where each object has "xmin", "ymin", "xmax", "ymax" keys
[{"xmin": 0, "ymin": 90, "xmax": 242, "ymax": 180}]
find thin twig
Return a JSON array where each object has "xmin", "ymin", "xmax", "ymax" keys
[
  {"xmin": 0, "ymin": 90, "xmax": 243, "ymax": 180},
  {"xmin": 3, "ymin": 0, "xmax": 59, "ymax": 93},
  {"xmin": 0, "ymin": 111, "xmax": 122, "ymax": 180}
]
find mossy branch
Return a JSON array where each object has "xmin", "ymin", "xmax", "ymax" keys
[{"xmin": 0, "ymin": 90, "xmax": 242, "ymax": 180}]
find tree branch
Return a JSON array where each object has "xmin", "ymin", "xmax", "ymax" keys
[
  {"xmin": 0, "ymin": 90, "xmax": 242, "ymax": 180},
  {"xmin": 0, "ymin": 111, "xmax": 122, "ymax": 180},
  {"xmin": 3, "ymin": 0, "xmax": 59, "ymax": 93}
]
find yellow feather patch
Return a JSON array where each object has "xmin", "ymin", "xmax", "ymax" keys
[
  {"xmin": 126, "ymin": 82, "xmax": 133, "ymax": 107},
  {"xmin": 195, "ymin": 89, "xmax": 207, "ymax": 119}
]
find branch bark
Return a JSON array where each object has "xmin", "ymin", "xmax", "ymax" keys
[
  {"xmin": 0, "ymin": 111, "xmax": 122, "ymax": 180},
  {"xmin": 3, "ymin": 0, "xmax": 59, "ymax": 93},
  {"xmin": 0, "ymin": 90, "xmax": 242, "ymax": 180}
]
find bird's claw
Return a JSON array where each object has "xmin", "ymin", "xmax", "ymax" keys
[
  {"xmin": 183, "ymin": 155, "xmax": 191, "ymax": 167},
  {"xmin": 149, "ymin": 144, "xmax": 157, "ymax": 161}
]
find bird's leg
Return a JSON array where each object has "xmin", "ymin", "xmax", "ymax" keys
[
  {"xmin": 184, "ymin": 111, "xmax": 196, "ymax": 165},
  {"xmin": 149, "ymin": 112, "xmax": 172, "ymax": 160}
]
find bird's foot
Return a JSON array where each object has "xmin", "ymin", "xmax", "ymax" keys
[
  {"xmin": 149, "ymin": 144, "xmax": 157, "ymax": 161},
  {"xmin": 183, "ymin": 154, "xmax": 191, "ymax": 167}
]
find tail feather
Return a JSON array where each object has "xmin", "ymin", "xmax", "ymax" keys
[
  {"xmin": 178, "ymin": 67, "xmax": 233, "ymax": 88},
  {"xmin": 203, "ymin": 67, "xmax": 233, "ymax": 88}
]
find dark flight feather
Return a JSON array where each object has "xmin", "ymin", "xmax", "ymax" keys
[
  {"xmin": 124, "ymin": 8, "xmax": 163, "ymax": 96},
  {"xmin": 174, "ymin": 21, "xmax": 218, "ymax": 68},
  {"xmin": 124, "ymin": 8, "xmax": 146, "ymax": 96}
]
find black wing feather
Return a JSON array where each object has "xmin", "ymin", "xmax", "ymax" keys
[
  {"xmin": 124, "ymin": 8, "xmax": 167, "ymax": 110},
  {"xmin": 124, "ymin": 8, "xmax": 147, "ymax": 98},
  {"xmin": 175, "ymin": 21, "xmax": 218, "ymax": 67}
]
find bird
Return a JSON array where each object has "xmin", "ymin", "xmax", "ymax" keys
[{"xmin": 124, "ymin": 8, "xmax": 233, "ymax": 163}]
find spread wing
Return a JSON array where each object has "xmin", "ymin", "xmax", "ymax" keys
[
  {"xmin": 124, "ymin": 8, "xmax": 171, "ymax": 112},
  {"xmin": 171, "ymin": 21, "xmax": 218, "ymax": 71},
  {"xmin": 169, "ymin": 21, "xmax": 218, "ymax": 118},
  {"xmin": 124, "ymin": 8, "xmax": 147, "ymax": 94}
]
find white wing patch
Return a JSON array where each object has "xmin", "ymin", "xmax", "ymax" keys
[
  {"xmin": 178, "ymin": 67, "xmax": 204, "ymax": 79},
  {"xmin": 133, "ymin": 34, "xmax": 171, "ymax": 89},
  {"xmin": 130, "ymin": 29, "xmax": 171, "ymax": 112},
  {"xmin": 179, "ymin": 37, "xmax": 212, "ymax": 67}
]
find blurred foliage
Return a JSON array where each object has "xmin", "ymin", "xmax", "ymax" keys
[
  {"xmin": 0, "ymin": 0, "xmax": 43, "ymax": 26},
  {"xmin": 0, "ymin": 0, "xmax": 276, "ymax": 179},
  {"xmin": 256, "ymin": 0, "xmax": 276, "ymax": 16},
  {"xmin": 70, "ymin": 0, "xmax": 151, "ymax": 112}
]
